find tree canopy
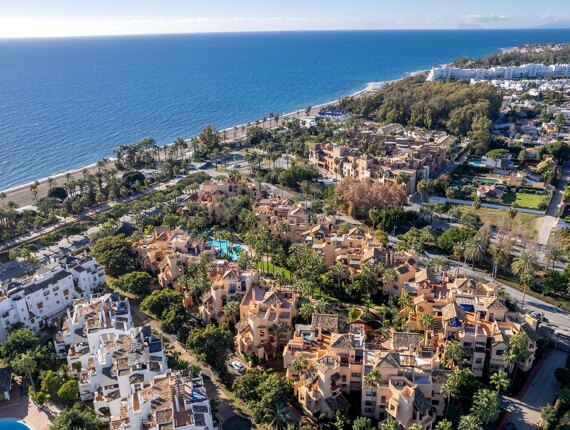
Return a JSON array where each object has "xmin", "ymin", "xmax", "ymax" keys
[{"xmin": 90, "ymin": 234, "xmax": 135, "ymax": 276}]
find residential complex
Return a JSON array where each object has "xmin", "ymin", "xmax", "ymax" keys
[
  {"xmin": 309, "ymin": 131, "xmax": 451, "ymax": 194},
  {"xmin": 427, "ymin": 63, "xmax": 570, "ymax": 82},
  {"xmin": 0, "ymin": 253, "xmax": 105, "ymax": 340},
  {"xmin": 54, "ymin": 294, "xmax": 214, "ymax": 430}
]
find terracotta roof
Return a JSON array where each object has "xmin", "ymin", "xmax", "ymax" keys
[
  {"xmin": 311, "ymin": 314, "xmax": 339, "ymax": 332},
  {"xmin": 392, "ymin": 332, "xmax": 420, "ymax": 350},
  {"xmin": 442, "ymin": 303, "xmax": 466, "ymax": 321}
]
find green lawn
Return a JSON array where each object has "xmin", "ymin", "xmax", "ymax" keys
[
  {"xmin": 257, "ymin": 262, "xmax": 291, "ymax": 280},
  {"xmin": 503, "ymin": 192, "xmax": 547, "ymax": 209}
]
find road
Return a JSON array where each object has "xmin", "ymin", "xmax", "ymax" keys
[
  {"xmin": 502, "ymin": 349, "xmax": 567, "ymax": 430},
  {"xmin": 538, "ymin": 161, "xmax": 570, "ymax": 246}
]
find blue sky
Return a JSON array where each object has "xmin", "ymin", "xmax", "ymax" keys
[{"xmin": 1, "ymin": 0, "xmax": 569, "ymax": 38}]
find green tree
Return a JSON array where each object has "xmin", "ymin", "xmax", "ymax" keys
[
  {"xmin": 12, "ymin": 351, "xmax": 37, "ymax": 390},
  {"xmin": 352, "ymin": 417, "xmax": 374, "ymax": 430},
  {"xmin": 511, "ymin": 249, "xmax": 539, "ymax": 311},
  {"xmin": 49, "ymin": 405, "xmax": 101, "ymax": 430},
  {"xmin": 363, "ymin": 369, "xmax": 381, "ymax": 389},
  {"xmin": 186, "ymin": 324, "xmax": 233, "ymax": 373},
  {"xmin": 57, "ymin": 380, "xmax": 80, "ymax": 405},
  {"xmin": 0, "ymin": 328, "xmax": 40, "ymax": 361},
  {"xmin": 464, "ymin": 236, "xmax": 486, "ymax": 269},
  {"xmin": 458, "ymin": 415, "xmax": 483, "ymax": 430},
  {"xmin": 541, "ymin": 403, "xmax": 557, "ymax": 424},
  {"xmin": 30, "ymin": 389, "xmax": 49, "ymax": 406},
  {"xmin": 504, "ymin": 331, "xmax": 532, "ymax": 377},
  {"xmin": 470, "ymin": 389, "xmax": 499, "ymax": 426},
  {"xmin": 435, "ymin": 419, "xmax": 453, "ymax": 430},
  {"xmin": 90, "ymin": 234, "xmax": 135, "ymax": 276},
  {"xmin": 489, "ymin": 370, "xmax": 509, "ymax": 395},
  {"xmin": 436, "ymin": 227, "xmax": 476, "ymax": 253},
  {"xmin": 141, "ymin": 289, "xmax": 184, "ymax": 319},
  {"xmin": 113, "ymin": 271, "xmax": 152, "ymax": 296},
  {"xmin": 442, "ymin": 340, "xmax": 464, "ymax": 369}
]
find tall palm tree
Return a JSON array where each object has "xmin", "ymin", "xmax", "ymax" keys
[
  {"xmin": 363, "ymin": 369, "xmax": 381, "ymax": 389},
  {"xmin": 425, "ymin": 256, "xmax": 450, "ymax": 274},
  {"xmin": 511, "ymin": 249, "xmax": 538, "ymax": 311},
  {"xmin": 418, "ymin": 314, "xmax": 434, "ymax": 346},
  {"xmin": 223, "ymin": 299, "xmax": 240, "ymax": 326},
  {"xmin": 489, "ymin": 370, "xmax": 509, "ymax": 395},
  {"xmin": 271, "ymin": 323, "xmax": 288, "ymax": 366},
  {"xmin": 441, "ymin": 374, "xmax": 460, "ymax": 418},
  {"xmin": 458, "ymin": 415, "xmax": 483, "ymax": 430},
  {"xmin": 464, "ymin": 236, "xmax": 486, "ymax": 269},
  {"xmin": 292, "ymin": 355, "xmax": 308, "ymax": 375}
]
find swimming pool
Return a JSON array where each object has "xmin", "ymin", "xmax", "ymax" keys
[
  {"xmin": 0, "ymin": 420, "xmax": 31, "ymax": 430},
  {"xmin": 208, "ymin": 239, "xmax": 244, "ymax": 261},
  {"xmin": 468, "ymin": 160, "xmax": 485, "ymax": 167},
  {"xmin": 473, "ymin": 176, "xmax": 498, "ymax": 184}
]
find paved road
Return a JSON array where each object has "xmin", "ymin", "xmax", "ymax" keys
[
  {"xmin": 502, "ymin": 349, "xmax": 567, "ymax": 429},
  {"xmin": 538, "ymin": 161, "xmax": 570, "ymax": 246}
]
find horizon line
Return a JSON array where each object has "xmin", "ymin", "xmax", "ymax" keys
[{"xmin": 1, "ymin": 26, "xmax": 570, "ymax": 41}]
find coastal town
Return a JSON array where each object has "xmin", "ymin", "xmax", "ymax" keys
[{"xmin": 1, "ymin": 42, "xmax": 570, "ymax": 430}]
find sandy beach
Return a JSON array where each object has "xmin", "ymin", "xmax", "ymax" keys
[{"xmin": 0, "ymin": 82, "xmax": 383, "ymax": 209}]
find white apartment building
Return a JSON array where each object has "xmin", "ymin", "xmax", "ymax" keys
[
  {"xmin": 0, "ymin": 253, "xmax": 105, "ymax": 340},
  {"xmin": 427, "ymin": 63, "xmax": 570, "ymax": 82},
  {"xmin": 54, "ymin": 294, "xmax": 214, "ymax": 430}
]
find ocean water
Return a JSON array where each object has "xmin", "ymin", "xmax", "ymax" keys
[{"xmin": 1, "ymin": 29, "xmax": 570, "ymax": 189}]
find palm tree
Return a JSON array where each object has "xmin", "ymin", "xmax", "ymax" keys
[
  {"xmin": 271, "ymin": 323, "xmax": 288, "ymax": 366},
  {"xmin": 458, "ymin": 415, "xmax": 483, "ymax": 430},
  {"xmin": 13, "ymin": 351, "xmax": 37, "ymax": 390},
  {"xmin": 511, "ymin": 249, "xmax": 538, "ymax": 311},
  {"xmin": 489, "ymin": 370, "xmax": 509, "ymax": 395},
  {"xmin": 464, "ymin": 236, "xmax": 486, "ymax": 269},
  {"xmin": 223, "ymin": 299, "xmax": 240, "ymax": 326},
  {"xmin": 380, "ymin": 419, "xmax": 398, "ymax": 430},
  {"xmin": 425, "ymin": 256, "xmax": 450, "ymax": 274},
  {"xmin": 363, "ymin": 369, "xmax": 381, "ymax": 389},
  {"xmin": 418, "ymin": 314, "xmax": 434, "ymax": 346},
  {"xmin": 292, "ymin": 355, "xmax": 308, "ymax": 375},
  {"xmin": 441, "ymin": 376, "xmax": 460, "ymax": 418},
  {"xmin": 442, "ymin": 340, "xmax": 464, "ymax": 369}
]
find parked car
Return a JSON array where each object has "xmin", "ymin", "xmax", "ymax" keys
[{"xmin": 231, "ymin": 360, "xmax": 245, "ymax": 373}]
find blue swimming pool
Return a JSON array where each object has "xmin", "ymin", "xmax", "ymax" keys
[
  {"xmin": 468, "ymin": 160, "xmax": 485, "ymax": 167},
  {"xmin": 0, "ymin": 420, "xmax": 31, "ymax": 430},
  {"xmin": 208, "ymin": 239, "xmax": 244, "ymax": 261}
]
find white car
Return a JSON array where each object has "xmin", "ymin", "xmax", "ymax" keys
[{"xmin": 231, "ymin": 360, "xmax": 245, "ymax": 372}]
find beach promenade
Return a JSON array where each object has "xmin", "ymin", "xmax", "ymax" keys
[{"xmin": 0, "ymin": 85, "xmax": 378, "ymax": 210}]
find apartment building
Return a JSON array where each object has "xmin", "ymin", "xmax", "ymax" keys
[
  {"xmin": 133, "ymin": 227, "xmax": 215, "ymax": 289},
  {"xmin": 54, "ymin": 294, "xmax": 214, "ymax": 430},
  {"xmin": 235, "ymin": 285, "xmax": 298, "ymax": 361},
  {"xmin": 0, "ymin": 253, "xmax": 105, "ymax": 340},
  {"xmin": 308, "ymin": 137, "xmax": 448, "ymax": 194},
  {"xmin": 198, "ymin": 262, "xmax": 258, "ymax": 323},
  {"xmin": 427, "ymin": 63, "xmax": 570, "ymax": 82},
  {"xmin": 283, "ymin": 315, "xmax": 441, "ymax": 429},
  {"xmin": 197, "ymin": 178, "xmax": 260, "ymax": 204}
]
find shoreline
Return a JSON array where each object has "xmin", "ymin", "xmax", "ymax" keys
[{"xmin": 0, "ymin": 73, "xmax": 422, "ymax": 207}]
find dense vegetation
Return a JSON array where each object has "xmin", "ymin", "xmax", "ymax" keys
[
  {"xmin": 337, "ymin": 75, "xmax": 501, "ymax": 154},
  {"xmin": 453, "ymin": 44, "xmax": 570, "ymax": 68}
]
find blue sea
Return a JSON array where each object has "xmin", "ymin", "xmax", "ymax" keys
[{"xmin": 1, "ymin": 29, "xmax": 570, "ymax": 189}]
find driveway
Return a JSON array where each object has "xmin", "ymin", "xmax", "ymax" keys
[
  {"xmin": 538, "ymin": 161, "xmax": 570, "ymax": 246},
  {"xmin": 501, "ymin": 349, "xmax": 567, "ymax": 429}
]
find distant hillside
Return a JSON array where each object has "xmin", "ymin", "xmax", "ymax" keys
[{"xmin": 452, "ymin": 43, "xmax": 570, "ymax": 68}]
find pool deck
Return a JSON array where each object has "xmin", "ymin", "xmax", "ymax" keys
[{"xmin": 0, "ymin": 379, "xmax": 59, "ymax": 430}]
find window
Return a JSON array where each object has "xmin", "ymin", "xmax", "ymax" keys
[
  {"xmin": 463, "ymin": 342, "xmax": 472, "ymax": 348},
  {"xmin": 475, "ymin": 358, "xmax": 483, "ymax": 364},
  {"xmin": 496, "ymin": 349, "xmax": 505, "ymax": 356},
  {"xmin": 351, "ymin": 372, "xmax": 361, "ymax": 378},
  {"xmin": 365, "ymin": 391, "xmax": 376, "ymax": 397},
  {"xmin": 381, "ymin": 396, "xmax": 387, "ymax": 404}
]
